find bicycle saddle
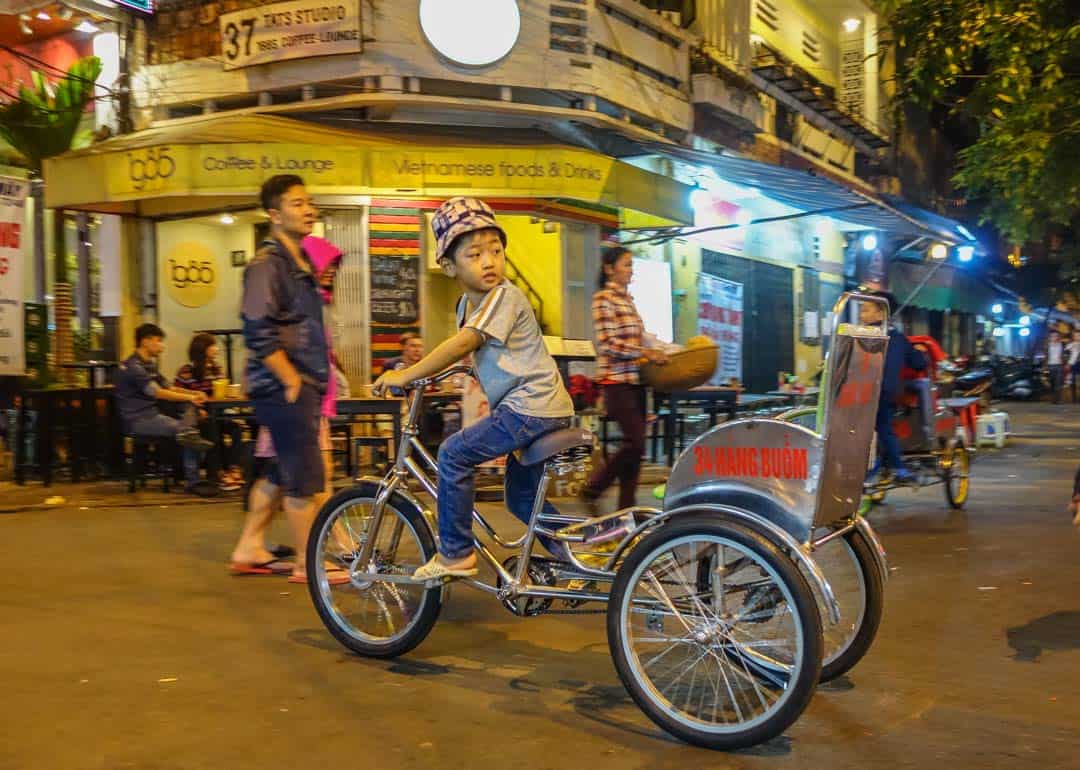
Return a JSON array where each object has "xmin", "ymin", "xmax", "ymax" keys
[{"xmin": 518, "ymin": 427, "xmax": 595, "ymax": 466}]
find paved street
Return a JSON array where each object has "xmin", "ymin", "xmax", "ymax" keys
[{"xmin": 2, "ymin": 402, "xmax": 1079, "ymax": 769}]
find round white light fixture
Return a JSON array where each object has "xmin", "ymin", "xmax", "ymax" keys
[
  {"xmin": 420, "ymin": 0, "xmax": 521, "ymax": 67},
  {"xmin": 843, "ymin": 18, "xmax": 861, "ymax": 33},
  {"xmin": 220, "ymin": 213, "xmax": 236, "ymax": 225},
  {"xmin": 929, "ymin": 242, "xmax": 948, "ymax": 260},
  {"xmin": 1019, "ymin": 327, "xmax": 1031, "ymax": 337},
  {"xmin": 957, "ymin": 245, "xmax": 975, "ymax": 262},
  {"xmin": 1019, "ymin": 315, "xmax": 1030, "ymax": 327},
  {"xmin": 992, "ymin": 327, "xmax": 1006, "ymax": 337},
  {"xmin": 861, "ymin": 233, "xmax": 877, "ymax": 251},
  {"xmin": 991, "ymin": 303, "xmax": 1003, "ymax": 315}
]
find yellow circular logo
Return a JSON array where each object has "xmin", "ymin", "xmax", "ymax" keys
[{"xmin": 165, "ymin": 241, "xmax": 218, "ymax": 308}]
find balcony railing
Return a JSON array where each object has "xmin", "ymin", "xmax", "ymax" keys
[{"xmin": 751, "ymin": 42, "xmax": 888, "ymax": 150}]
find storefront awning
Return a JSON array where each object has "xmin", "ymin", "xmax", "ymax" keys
[
  {"xmin": 43, "ymin": 114, "xmax": 694, "ymax": 225},
  {"xmin": 889, "ymin": 259, "xmax": 996, "ymax": 314},
  {"xmin": 631, "ymin": 142, "xmax": 980, "ymax": 245}
]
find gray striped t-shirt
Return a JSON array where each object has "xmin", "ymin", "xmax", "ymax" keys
[{"xmin": 456, "ymin": 281, "xmax": 574, "ymax": 418}]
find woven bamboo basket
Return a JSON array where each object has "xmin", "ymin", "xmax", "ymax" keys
[{"xmin": 640, "ymin": 345, "xmax": 719, "ymax": 392}]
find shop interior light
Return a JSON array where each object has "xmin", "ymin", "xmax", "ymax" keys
[
  {"xmin": 36, "ymin": 11, "xmax": 51, "ymax": 20},
  {"xmin": 956, "ymin": 224, "xmax": 974, "ymax": 240},
  {"xmin": 1019, "ymin": 315, "xmax": 1030, "ymax": 326},
  {"xmin": 689, "ymin": 187, "xmax": 711, "ymax": 214},
  {"xmin": 992, "ymin": 327, "xmax": 1006, "ymax": 337},
  {"xmin": 75, "ymin": 20, "xmax": 99, "ymax": 34},
  {"xmin": 861, "ymin": 233, "xmax": 877, "ymax": 251},
  {"xmin": 219, "ymin": 213, "xmax": 236, "ymax": 225},
  {"xmin": 991, "ymin": 303, "xmax": 1004, "ymax": 315},
  {"xmin": 1019, "ymin": 327, "xmax": 1031, "ymax": 337},
  {"xmin": 843, "ymin": 18, "xmax": 861, "ymax": 32},
  {"xmin": 929, "ymin": 242, "xmax": 948, "ymax": 260},
  {"xmin": 18, "ymin": 14, "xmax": 32, "ymax": 34},
  {"xmin": 957, "ymin": 245, "xmax": 975, "ymax": 262}
]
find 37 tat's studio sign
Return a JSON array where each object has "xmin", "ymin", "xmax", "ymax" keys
[{"xmin": 219, "ymin": 0, "xmax": 362, "ymax": 71}]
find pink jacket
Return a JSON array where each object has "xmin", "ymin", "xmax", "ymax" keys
[{"xmin": 302, "ymin": 235, "xmax": 344, "ymax": 418}]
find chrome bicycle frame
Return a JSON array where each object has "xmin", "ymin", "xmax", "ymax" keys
[{"xmin": 350, "ymin": 366, "xmax": 658, "ymax": 604}]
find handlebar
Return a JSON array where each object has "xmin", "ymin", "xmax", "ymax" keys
[{"xmin": 407, "ymin": 365, "xmax": 474, "ymax": 391}]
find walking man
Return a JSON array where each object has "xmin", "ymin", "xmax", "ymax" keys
[
  {"xmin": 1047, "ymin": 329, "xmax": 1065, "ymax": 404},
  {"xmin": 232, "ymin": 175, "xmax": 343, "ymax": 584}
]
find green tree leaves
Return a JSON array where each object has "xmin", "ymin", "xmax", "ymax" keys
[{"xmin": 883, "ymin": 0, "xmax": 1079, "ymax": 243}]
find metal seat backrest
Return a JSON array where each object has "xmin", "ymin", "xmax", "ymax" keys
[{"xmin": 812, "ymin": 295, "xmax": 889, "ymax": 527}]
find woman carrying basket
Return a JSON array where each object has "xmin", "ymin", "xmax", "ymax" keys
[{"xmin": 581, "ymin": 246, "xmax": 668, "ymax": 516}]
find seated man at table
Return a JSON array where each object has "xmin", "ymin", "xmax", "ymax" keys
[{"xmin": 116, "ymin": 323, "xmax": 215, "ymax": 495}]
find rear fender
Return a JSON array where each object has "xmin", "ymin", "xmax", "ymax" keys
[{"xmin": 615, "ymin": 502, "xmax": 840, "ymax": 625}]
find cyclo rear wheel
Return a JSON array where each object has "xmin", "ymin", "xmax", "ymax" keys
[
  {"xmin": 307, "ymin": 485, "xmax": 442, "ymax": 658},
  {"xmin": 807, "ymin": 527, "xmax": 884, "ymax": 682},
  {"xmin": 607, "ymin": 515, "xmax": 823, "ymax": 750}
]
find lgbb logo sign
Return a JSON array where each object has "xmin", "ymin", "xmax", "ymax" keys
[{"xmin": 165, "ymin": 241, "xmax": 218, "ymax": 308}]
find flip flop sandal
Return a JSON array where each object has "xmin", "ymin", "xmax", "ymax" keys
[
  {"xmin": 412, "ymin": 556, "xmax": 479, "ymax": 581},
  {"xmin": 288, "ymin": 568, "xmax": 352, "ymax": 586},
  {"xmin": 230, "ymin": 559, "xmax": 295, "ymax": 576}
]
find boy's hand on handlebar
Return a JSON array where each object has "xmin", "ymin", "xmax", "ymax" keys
[
  {"xmin": 372, "ymin": 369, "xmax": 409, "ymax": 397},
  {"xmin": 643, "ymin": 349, "xmax": 670, "ymax": 365}
]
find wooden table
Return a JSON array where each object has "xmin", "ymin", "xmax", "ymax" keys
[
  {"xmin": 205, "ymin": 396, "xmax": 406, "ymax": 474},
  {"xmin": 60, "ymin": 360, "xmax": 120, "ymax": 389},
  {"xmin": 765, "ymin": 388, "xmax": 821, "ymax": 406},
  {"xmin": 652, "ymin": 389, "xmax": 790, "ymax": 466}
]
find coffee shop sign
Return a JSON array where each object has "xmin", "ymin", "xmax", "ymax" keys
[{"xmin": 203, "ymin": 154, "xmax": 336, "ymax": 174}]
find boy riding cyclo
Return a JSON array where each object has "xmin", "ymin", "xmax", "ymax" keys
[{"xmin": 373, "ymin": 197, "xmax": 576, "ymax": 579}]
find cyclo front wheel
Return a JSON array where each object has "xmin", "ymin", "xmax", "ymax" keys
[
  {"xmin": 607, "ymin": 514, "xmax": 823, "ymax": 750},
  {"xmin": 307, "ymin": 485, "xmax": 442, "ymax": 658}
]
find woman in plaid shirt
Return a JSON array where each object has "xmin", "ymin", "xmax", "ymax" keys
[{"xmin": 582, "ymin": 247, "xmax": 668, "ymax": 514}]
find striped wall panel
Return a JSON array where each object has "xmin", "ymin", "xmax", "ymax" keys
[{"xmin": 369, "ymin": 201, "xmax": 422, "ymax": 374}]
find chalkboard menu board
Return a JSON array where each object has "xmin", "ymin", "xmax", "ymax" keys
[{"xmin": 370, "ymin": 255, "xmax": 420, "ymax": 324}]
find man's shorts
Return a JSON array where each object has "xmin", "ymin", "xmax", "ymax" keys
[{"xmin": 253, "ymin": 384, "xmax": 324, "ymax": 498}]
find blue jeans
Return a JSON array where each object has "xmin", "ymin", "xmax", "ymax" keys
[
  {"xmin": 129, "ymin": 407, "xmax": 199, "ymax": 485},
  {"xmin": 437, "ymin": 404, "xmax": 571, "ymax": 560},
  {"xmin": 875, "ymin": 401, "xmax": 904, "ymax": 471}
]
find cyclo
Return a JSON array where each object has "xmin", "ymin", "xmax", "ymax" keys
[{"xmin": 304, "ymin": 293, "xmax": 890, "ymax": 750}]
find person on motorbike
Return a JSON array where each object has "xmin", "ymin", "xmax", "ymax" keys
[{"xmin": 860, "ymin": 291, "xmax": 928, "ymax": 484}]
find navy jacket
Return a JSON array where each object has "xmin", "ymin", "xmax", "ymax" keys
[
  {"xmin": 241, "ymin": 238, "xmax": 329, "ymax": 400},
  {"xmin": 881, "ymin": 327, "xmax": 928, "ymax": 405}
]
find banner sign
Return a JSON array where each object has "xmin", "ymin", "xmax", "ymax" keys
[
  {"xmin": 0, "ymin": 177, "xmax": 28, "ymax": 376},
  {"xmin": 219, "ymin": 0, "xmax": 362, "ymax": 71},
  {"xmin": 697, "ymin": 273, "xmax": 743, "ymax": 386}
]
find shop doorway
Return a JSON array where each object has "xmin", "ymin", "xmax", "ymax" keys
[{"xmin": 702, "ymin": 250, "xmax": 794, "ymax": 392}]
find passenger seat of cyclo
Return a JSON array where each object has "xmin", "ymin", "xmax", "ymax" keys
[{"xmin": 898, "ymin": 335, "xmax": 946, "ymax": 447}]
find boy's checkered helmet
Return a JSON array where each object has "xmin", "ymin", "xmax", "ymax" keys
[{"xmin": 431, "ymin": 196, "xmax": 507, "ymax": 263}]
